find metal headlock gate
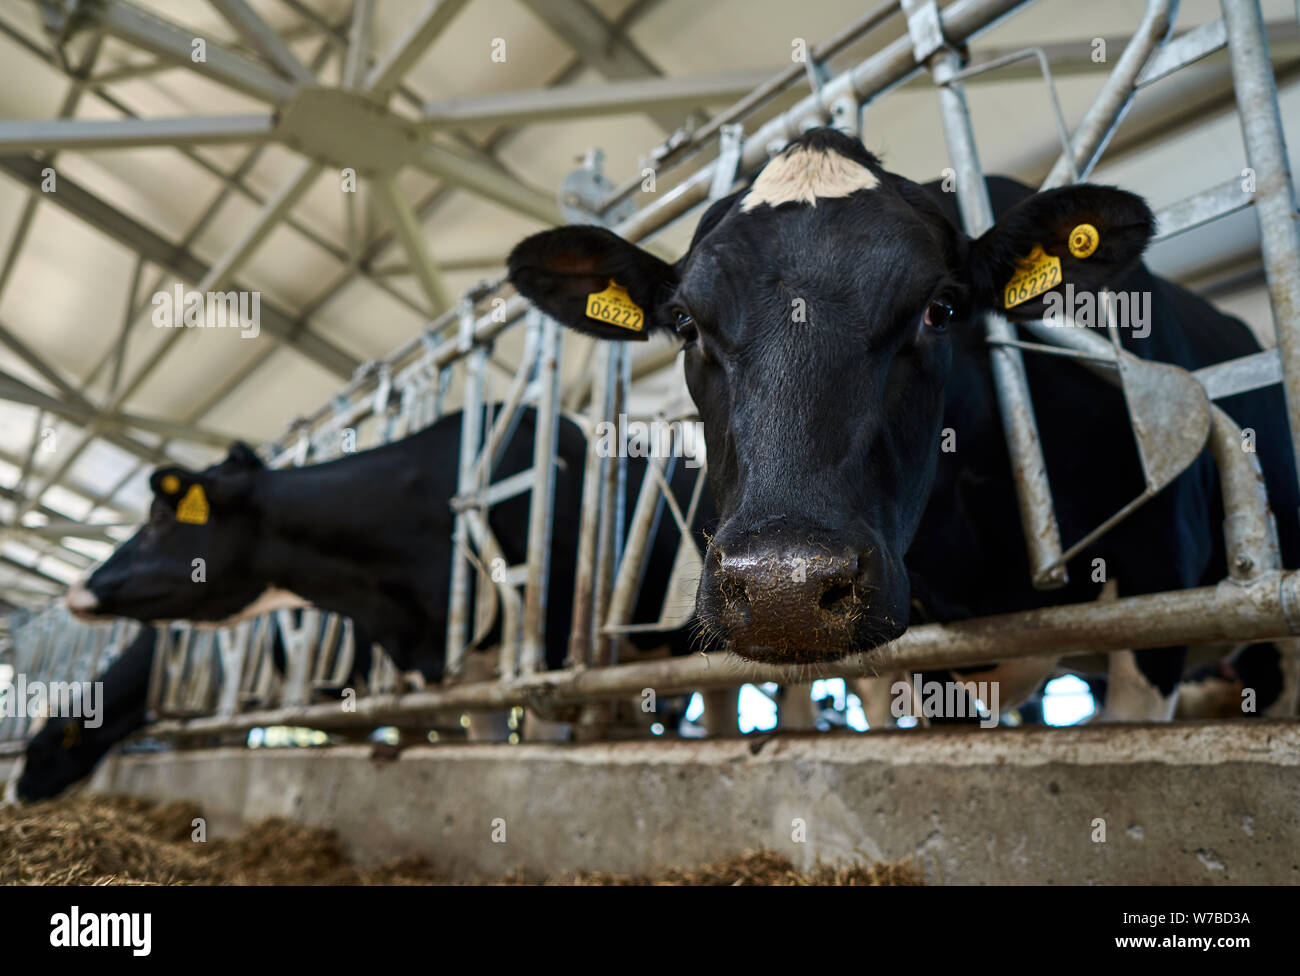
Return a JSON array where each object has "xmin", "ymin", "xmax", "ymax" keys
[{"xmin": 3, "ymin": 0, "xmax": 1300, "ymax": 748}]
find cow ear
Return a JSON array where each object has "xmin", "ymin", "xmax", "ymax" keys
[
  {"xmin": 966, "ymin": 184, "xmax": 1154, "ymax": 320},
  {"xmin": 224, "ymin": 442, "xmax": 263, "ymax": 470},
  {"xmin": 149, "ymin": 466, "xmax": 192, "ymax": 511},
  {"xmin": 508, "ymin": 226, "xmax": 677, "ymax": 341}
]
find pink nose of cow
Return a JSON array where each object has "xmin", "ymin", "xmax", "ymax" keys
[
  {"xmin": 714, "ymin": 546, "xmax": 864, "ymax": 661},
  {"xmin": 65, "ymin": 582, "xmax": 99, "ymax": 619}
]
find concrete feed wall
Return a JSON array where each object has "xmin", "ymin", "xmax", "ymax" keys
[{"xmin": 58, "ymin": 721, "xmax": 1300, "ymax": 884}]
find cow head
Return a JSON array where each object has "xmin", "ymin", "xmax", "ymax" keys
[
  {"xmin": 13, "ymin": 718, "xmax": 90, "ymax": 802},
  {"xmin": 509, "ymin": 128, "xmax": 1153, "ymax": 664},
  {"xmin": 67, "ymin": 444, "xmax": 273, "ymax": 623}
]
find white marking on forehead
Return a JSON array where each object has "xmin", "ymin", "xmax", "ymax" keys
[{"xmin": 740, "ymin": 146, "xmax": 879, "ymax": 212}]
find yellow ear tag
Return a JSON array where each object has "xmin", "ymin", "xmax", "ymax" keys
[
  {"xmin": 160, "ymin": 474, "xmax": 181, "ymax": 495},
  {"xmin": 585, "ymin": 279, "xmax": 644, "ymax": 332},
  {"xmin": 176, "ymin": 484, "xmax": 210, "ymax": 525},
  {"xmin": 1068, "ymin": 223, "xmax": 1100, "ymax": 259},
  {"xmin": 1003, "ymin": 244, "xmax": 1062, "ymax": 309}
]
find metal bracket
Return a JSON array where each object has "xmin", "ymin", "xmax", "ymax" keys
[
  {"xmin": 372, "ymin": 362, "xmax": 394, "ymax": 415},
  {"xmin": 289, "ymin": 419, "xmax": 312, "ymax": 466},
  {"xmin": 901, "ymin": 0, "xmax": 946, "ymax": 63},
  {"xmin": 560, "ymin": 147, "xmax": 635, "ymax": 226},
  {"xmin": 709, "ymin": 123, "xmax": 745, "ymax": 200},
  {"xmin": 986, "ymin": 333, "xmax": 1213, "ymax": 574},
  {"xmin": 827, "ymin": 92, "xmax": 862, "ymax": 138},
  {"xmin": 456, "ymin": 297, "xmax": 477, "ymax": 355},
  {"xmin": 802, "ymin": 55, "xmax": 832, "ymax": 95}
]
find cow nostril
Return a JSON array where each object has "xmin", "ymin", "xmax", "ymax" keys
[{"xmin": 820, "ymin": 582, "xmax": 856, "ymax": 612}]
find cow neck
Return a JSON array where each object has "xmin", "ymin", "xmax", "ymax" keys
[{"xmin": 250, "ymin": 443, "xmax": 431, "ymax": 613}]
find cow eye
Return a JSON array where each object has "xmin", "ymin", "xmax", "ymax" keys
[
  {"xmin": 923, "ymin": 300, "xmax": 954, "ymax": 330},
  {"xmin": 673, "ymin": 310, "xmax": 698, "ymax": 344}
]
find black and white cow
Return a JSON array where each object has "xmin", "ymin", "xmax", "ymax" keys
[
  {"xmin": 66, "ymin": 408, "xmax": 591, "ymax": 680},
  {"xmin": 12, "ymin": 407, "xmax": 709, "ymax": 799},
  {"xmin": 6, "ymin": 613, "xmax": 366, "ymax": 803},
  {"xmin": 508, "ymin": 127, "xmax": 1300, "ymax": 721}
]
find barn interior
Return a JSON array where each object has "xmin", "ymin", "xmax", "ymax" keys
[{"xmin": 0, "ymin": 0, "xmax": 1298, "ymax": 886}]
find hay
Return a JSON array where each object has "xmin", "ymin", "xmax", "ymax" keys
[
  {"xmin": 0, "ymin": 796, "xmax": 440, "ymax": 886},
  {"xmin": 0, "ymin": 795, "xmax": 920, "ymax": 886},
  {"xmin": 543, "ymin": 850, "xmax": 922, "ymax": 886}
]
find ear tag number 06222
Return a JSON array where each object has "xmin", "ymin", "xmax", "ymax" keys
[
  {"xmin": 1003, "ymin": 245, "xmax": 1061, "ymax": 309},
  {"xmin": 585, "ymin": 280, "xmax": 644, "ymax": 332}
]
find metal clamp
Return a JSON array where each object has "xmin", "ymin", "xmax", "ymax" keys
[
  {"xmin": 901, "ymin": 0, "xmax": 947, "ymax": 63},
  {"xmin": 709, "ymin": 123, "xmax": 745, "ymax": 200}
]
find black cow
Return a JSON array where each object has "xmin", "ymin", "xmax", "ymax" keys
[
  {"xmin": 67, "ymin": 407, "xmax": 708, "ymax": 676},
  {"xmin": 508, "ymin": 127, "xmax": 1299, "ymax": 721},
  {"xmin": 23, "ymin": 407, "xmax": 709, "ymax": 799},
  {"xmin": 7, "ymin": 614, "xmax": 367, "ymax": 803},
  {"xmin": 9, "ymin": 626, "xmax": 155, "ymax": 802},
  {"xmin": 67, "ymin": 408, "xmax": 588, "ymax": 680}
]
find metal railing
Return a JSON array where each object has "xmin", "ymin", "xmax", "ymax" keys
[{"xmin": 3, "ymin": 0, "xmax": 1299, "ymax": 749}]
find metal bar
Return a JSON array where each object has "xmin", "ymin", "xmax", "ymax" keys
[
  {"xmin": 109, "ymin": 256, "xmax": 144, "ymax": 395},
  {"xmin": 371, "ymin": 253, "xmax": 505, "ymax": 276},
  {"xmin": 0, "ymin": 114, "xmax": 275, "ymax": 153},
  {"xmin": 1192, "ymin": 348, "xmax": 1284, "ymax": 400},
  {"xmin": 446, "ymin": 303, "xmax": 487, "ymax": 679},
  {"xmin": 365, "ymin": 0, "xmax": 469, "ymax": 98},
  {"xmin": 86, "ymin": 59, "xmax": 173, "ymax": 85},
  {"xmin": 1152, "ymin": 177, "xmax": 1256, "ymax": 242},
  {"xmin": 89, "ymin": 0, "xmax": 295, "ymax": 102},
  {"xmin": 517, "ymin": 0, "xmax": 688, "ymax": 133},
  {"xmin": 1041, "ymin": 0, "xmax": 1176, "ymax": 188},
  {"xmin": 414, "ymin": 141, "xmax": 562, "ymax": 227},
  {"xmin": 464, "ymin": 509, "xmax": 524, "ymax": 678},
  {"xmin": 373, "ymin": 176, "xmax": 452, "ymax": 313},
  {"xmin": 208, "ymin": 0, "xmax": 315, "ymax": 84},
  {"xmin": 661, "ymin": 1, "xmax": 900, "ymax": 161},
  {"xmin": 615, "ymin": 0, "xmax": 1030, "ymax": 242},
  {"xmin": 422, "ymin": 69, "xmax": 775, "ymax": 129},
  {"xmin": 603, "ymin": 451, "xmax": 671, "ymax": 637},
  {"xmin": 342, "ymin": 0, "xmax": 374, "ymax": 90},
  {"xmin": 1222, "ymin": 0, "xmax": 1300, "ymax": 493},
  {"xmin": 0, "ymin": 313, "xmax": 203, "ymax": 470},
  {"xmin": 466, "ymin": 321, "xmax": 541, "ymax": 489},
  {"xmin": 1136, "ymin": 17, "xmax": 1228, "ymax": 87},
  {"xmin": 0, "ymin": 368, "xmax": 237, "ymax": 446},
  {"xmin": 592, "ymin": 345, "xmax": 628, "ymax": 670},
  {"xmin": 521, "ymin": 313, "xmax": 563, "ymax": 674},
  {"xmin": 567, "ymin": 345, "xmax": 611, "ymax": 670},
  {"xmin": 0, "ymin": 155, "xmax": 357, "ymax": 379},
  {"xmin": 143, "ymin": 570, "xmax": 1300, "ymax": 733},
  {"xmin": 932, "ymin": 47, "xmax": 1067, "ymax": 589}
]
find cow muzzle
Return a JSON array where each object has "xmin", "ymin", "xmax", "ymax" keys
[
  {"xmin": 65, "ymin": 581, "xmax": 100, "ymax": 620},
  {"xmin": 704, "ymin": 538, "xmax": 906, "ymax": 663}
]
